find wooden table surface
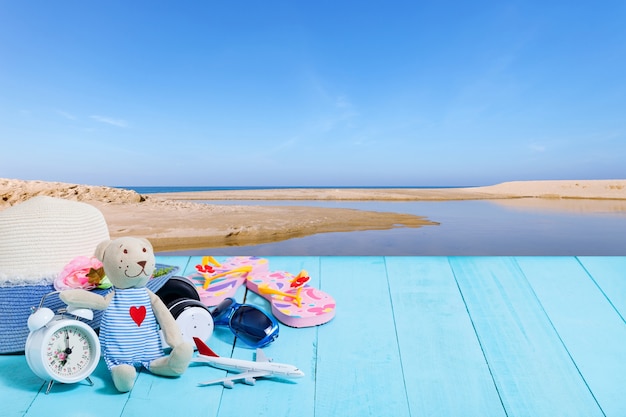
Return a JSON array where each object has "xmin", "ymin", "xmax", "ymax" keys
[{"xmin": 2, "ymin": 256, "xmax": 625, "ymax": 417}]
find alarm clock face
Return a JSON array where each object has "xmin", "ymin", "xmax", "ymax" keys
[
  {"xmin": 26, "ymin": 318, "xmax": 101, "ymax": 385},
  {"xmin": 44, "ymin": 324, "xmax": 99, "ymax": 381}
]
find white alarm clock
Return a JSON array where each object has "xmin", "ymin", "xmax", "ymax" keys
[{"xmin": 25, "ymin": 292, "xmax": 101, "ymax": 394}]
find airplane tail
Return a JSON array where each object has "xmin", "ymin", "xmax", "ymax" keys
[{"xmin": 193, "ymin": 337, "xmax": 219, "ymax": 357}]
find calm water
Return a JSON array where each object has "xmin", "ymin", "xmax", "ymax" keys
[{"xmin": 156, "ymin": 198, "xmax": 626, "ymax": 256}]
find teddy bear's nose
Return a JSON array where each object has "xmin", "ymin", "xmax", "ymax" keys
[{"xmin": 137, "ymin": 261, "xmax": 146, "ymax": 268}]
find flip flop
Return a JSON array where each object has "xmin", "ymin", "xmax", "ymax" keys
[
  {"xmin": 246, "ymin": 269, "xmax": 336, "ymax": 328},
  {"xmin": 188, "ymin": 256, "xmax": 269, "ymax": 307}
]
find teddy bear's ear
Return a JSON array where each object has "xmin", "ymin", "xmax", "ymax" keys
[
  {"xmin": 94, "ymin": 239, "xmax": 111, "ymax": 261},
  {"xmin": 139, "ymin": 238, "xmax": 153, "ymax": 251}
]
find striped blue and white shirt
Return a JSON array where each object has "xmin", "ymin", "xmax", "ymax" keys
[{"xmin": 100, "ymin": 287, "xmax": 163, "ymax": 370}]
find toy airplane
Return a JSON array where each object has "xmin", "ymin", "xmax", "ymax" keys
[{"xmin": 192, "ymin": 337, "xmax": 305, "ymax": 388}]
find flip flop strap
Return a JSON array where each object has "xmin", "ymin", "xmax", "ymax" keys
[
  {"xmin": 258, "ymin": 284, "xmax": 305, "ymax": 308},
  {"xmin": 201, "ymin": 266, "xmax": 253, "ymax": 290},
  {"xmin": 201, "ymin": 256, "xmax": 221, "ymax": 268}
]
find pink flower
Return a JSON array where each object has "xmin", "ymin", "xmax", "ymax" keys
[{"xmin": 54, "ymin": 256, "xmax": 105, "ymax": 291}]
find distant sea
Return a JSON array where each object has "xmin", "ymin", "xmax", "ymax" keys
[{"xmin": 116, "ymin": 185, "xmax": 471, "ymax": 194}]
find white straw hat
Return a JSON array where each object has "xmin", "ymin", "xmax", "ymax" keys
[
  {"xmin": 0, "ymin": 196, "xmax": 179, "ymax": 353},
  {"xmin": 0, "ymin": 196, "xmax": 110, "ymax": 286}
]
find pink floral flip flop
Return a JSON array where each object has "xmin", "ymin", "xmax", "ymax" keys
[
  {"xmin": 188, "ymin": 256, "xmax": 269, "ymax": 307},
  {"xmin": 246, "ymin": 269, "xmax": 336, "ymax": 328}
]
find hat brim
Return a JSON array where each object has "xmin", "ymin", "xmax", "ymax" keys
[{"xmin": 0, "ymin": 263, "xmax": 179, "ymax": 354}]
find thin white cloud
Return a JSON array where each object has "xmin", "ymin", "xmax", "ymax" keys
[
  {"xmin": 316, "ymin": 94, "xmax": 360, "ymax": 132},
  {"xmin": 56, "ymin": 110, "xmax": 77, "ymax": 120},
  {"xmin": 90, "ymin": 115, "xmax": 128, "ymax": 128},
  {"xmin": 259, "ymin": 137, "xmax": 298, "ymax": 159}
]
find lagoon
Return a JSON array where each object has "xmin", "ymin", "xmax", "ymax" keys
[{"xmin": 157, "ymin": 198, "xmax": 626, "ymax": 256}]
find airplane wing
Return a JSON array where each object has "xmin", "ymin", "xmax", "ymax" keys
[{"xmin": 198, "ymin": 371, "xmax": 270, "ymax": 388}]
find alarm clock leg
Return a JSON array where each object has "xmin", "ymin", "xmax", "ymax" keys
[
  {"xmin": 85, "ymin": 376, "xmax": 94, "ymax": 386},
  {"xmin": 45, "ymin": 380, "xmax": 54, "ymax": 395}
]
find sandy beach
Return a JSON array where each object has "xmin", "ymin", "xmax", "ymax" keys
[
  {"xmin": 2, "ymin": 178, "xmax": 625, "ymax": 252},
  {"xmin": 150, "ymin": 180, "xmax": 626, "ymax": 201}
]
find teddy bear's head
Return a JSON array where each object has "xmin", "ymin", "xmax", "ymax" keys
[{"xmin": 94, "ymin": 237, "xmax": 156, "ymax": 289}]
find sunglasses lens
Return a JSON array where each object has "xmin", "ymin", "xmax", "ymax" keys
[
  {"xmin": 211, "ymin": 297, "xmax": 235, "ymax": 325},
  {"xmin": 230, "ymin": 306, "xmax": 277, "ymax": 346}
]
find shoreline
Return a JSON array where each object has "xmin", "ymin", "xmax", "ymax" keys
[
  {"xmin": 2, "ymin": 178, "xmax": 626, "ymax": 252},
  {"xmin": 148, "ymin": 179, "xmax": 626, "ymax": 201}
]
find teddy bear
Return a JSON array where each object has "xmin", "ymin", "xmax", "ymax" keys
[{"xmin": 60, "ymin": 236, "xmax": 193, "ymax": 392}]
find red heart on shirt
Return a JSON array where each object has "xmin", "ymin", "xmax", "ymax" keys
[{"xmin": 129, "ymin": 306, "xmax": 146, "ymax": 326}]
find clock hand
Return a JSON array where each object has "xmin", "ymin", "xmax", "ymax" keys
[{"xmin": 64, "ymin": 330, "xmax": 72, "ymax": 355}]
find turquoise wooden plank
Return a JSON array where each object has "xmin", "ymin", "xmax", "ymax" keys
[
  {"xmin": 516, "ymin": 256, "xmax": 626, "ymax": 417},
  {"xmin": 213, "ymin": 256, "xmax": 320, "ymax": 417},
  {"xmin": 449, "ymin": 257, "xmax": 604, "ymax": 417},
  {"xmin": 385, "ymin": 257, "xmax": 505, "ymax": 416},
  {"xmin": 0, "ymin": 354, "xmax": 44, "ymax": 417},
  {"xmin": 155, "ymin": 255, "xmax": 192, "ymax": 275},
  {"xmin": 120, "ymin": 363, "xmax": 224, "ymax": 417},
  {"xmin": 10, "ymin": 256, "xmax": 621, "ymax": 417},
  {"xmin": 578, "ymin": 256, "xmax": 626, "ymax": 321},
  {"xmin": 23, "ymin": 360, "xmax": 131, "ymax": 417},
  {"xmin": 314, "ymin": 256, "xmax": 410, "ymax": 416}
]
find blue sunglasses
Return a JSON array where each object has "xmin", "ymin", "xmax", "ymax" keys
[{"xmin": 211, "ymin": 297, "xmax": 279, "ymax": 348}]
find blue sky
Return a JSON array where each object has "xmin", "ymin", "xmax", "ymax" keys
[{"xmin": 1, "ymin": 1, "xmax": 625, "ymax": 187}]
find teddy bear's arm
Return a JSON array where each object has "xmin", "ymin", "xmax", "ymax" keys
[
  {"xmin": 147, "ymin": 289, "xmax": 185, "ymax": 347},
  {"xmin": 59, "ymin": 289, "xmax": 113, "ymax": 310}
]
